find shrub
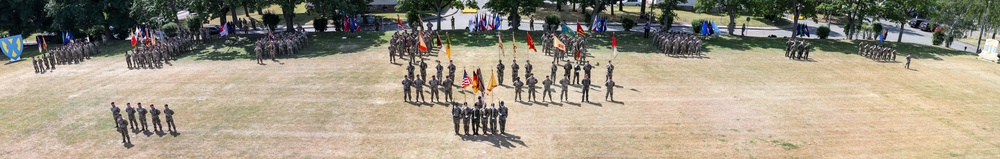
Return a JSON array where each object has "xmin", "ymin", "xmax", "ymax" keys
[
  {"xmin": 872, "ymin": 23, "xmax": 883, "ymax": 35},
  {"xmin": 313, "ymin": 18, "xmax": 328, "ymax": 32},
  {"xmin": 817, "ymin": 26, "xmax": 831, "ymax": 39},
  {"xmin": 621, "ymin": 17, "xmax": 636, "ymax": 31},
  {"xmin": 932, "ymin": 30, "xmax": 945, "ymax": 45},
  {"xmin": 406, "ymin": 10, "xmax": 420, "ymax": 29},
  {"xmin": 262, "ymin": 13, "xmax": 281, "ymax": 31},
  {"xmin": 162, "ymin": 22, "xmax": 179, "ymax": 37},
  {"xmin": 545, "ymin": 15, "xmax": 561, "ymax": 32},
  {"xmin": 185, "ymin": 15, "xmax": 207, "ymax": 31},
  {"xmin": 691, "ymin": 19, "xmax": 704, "ymax": 34}
]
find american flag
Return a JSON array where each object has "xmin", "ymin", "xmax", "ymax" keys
[{"xmin": 461, "ymin": 70, "xmax": 471, "ymax": 88}]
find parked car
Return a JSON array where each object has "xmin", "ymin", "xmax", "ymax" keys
[
  {"xmin": 204, "ymin": 25, "xmax": 221, "ymax": 35},
  {"xmin": 919, "ymin": 22, "xmax": 938, "ymax": 32},
  {"xmin": 623, "ymin": 0, "xmax": 641, "ymax": 6},
  {"xmin": 908, "ymin": 19, "xmax": 925, "ymax": 28}
]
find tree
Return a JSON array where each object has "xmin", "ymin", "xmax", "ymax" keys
[
  {"xmin": 485, "ymin": 0, "xmax": 544, "ymax": 30},
  {"xmin": 696, "ymin": 0, "xmax": 753, "ymax": 35},
  {"xmin": 428, "ymin": 0, "xmax": 474, "ymax": 30},
  {"xmin": 0, "ymin": 0, "xmax": 51, "ymax": 35},
  {"xmin": 47, "ymin": 0, "xmax": 108, "ymax": 36},
  {"xmin": 883, "ymin": 0, "xmax": 934, "ymax": 42},
  {"xmin": 187, "ymin": 0, "xmax": 233, "ymax": 29},
  {"xmin": 312, "ymin": 0, "xmax": 371, "ymax": 31},
  {"xmin": 270, "ymin": 0, "xmax": 305, "ymax": 32},
  {"xmin": 656, "ymin": 0, "xmax": 686, "ymax": 30}
]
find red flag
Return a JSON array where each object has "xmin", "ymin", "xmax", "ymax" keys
[
  {"xmin": 436, "ymin": 34, "xmax": 442, "ymax": 47},
  {"xmin": 396, "ymin": 14, "xmax": 407, "ymax": 29},
  {"xmin": 576, "ymin": 50, "xmax": 581, "ymax": 59},
  {"xmin": 576, "ymin": 22, "xmax": 586, "ymax": 36},
  {"xmin": 130, "ymin": 32, "xmax": 137, "ymax": 46},
  {"xmin": 526, "ymin": 32, "xmax": 537, "ymax": 52},
  {"xmin": 612, "ymin": 33, "xmax": 618, "ymax": 58},
  {"xmin": 462, "ymin": 70, "xmax": 471, "ymax": 88},
  {"xmin": 417, "ymin": 33, "xmax": 428, "ymax": 52},
  {"xmin": 41, "ymin": 36, "xmax": 47, "ymax": 49},
  {"xmin": 343, "ymin": 16, "xmax": 349, "ymax": 31}
]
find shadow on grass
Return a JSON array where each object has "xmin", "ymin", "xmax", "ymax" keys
[
  {"xmin": 175, "ymin": 32, "xmax": 390, "ymax": 61},
  {"xmin": 460, "ymin": 133, "xmax": 528, "ymax": 149}
]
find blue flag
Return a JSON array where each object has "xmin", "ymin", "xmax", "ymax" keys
[
  {"xmin": 0, "ymin": 35, "xmax": 24, "ymax": 61},
  {"xmin": 711, "ymin": 21, "xmax": 720, "ymax": 35},
  {"xmin": 562, "ymin": 24, "xmax": 574, "ymax": 36},
  {"xmin": 62, "ymin": 32, "xmax": 72, "ymax": 44},
  {"xmin": 701, "ymin": 21, "xmax": 708, "ymax": 36}
]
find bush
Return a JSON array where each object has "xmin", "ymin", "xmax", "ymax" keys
[
  {"xmin": 185, "ymin": 15, "xmax": 207, "ymax": 31},
  {"xmin": 262, "ymin": 13, "xmax": 281, "ymax": 31},
  {"xmin": 313, "ymin": 18, "xmax": 328, "ymax": 32},
  {"xmin": 162, "ymin": 22, "xmax": 179, "ymax": 37},
  {"xmin": 872, "ymin": 23, "xmax": 883, "ymax": 34},
  {"xmin": 932, "ymin": 30, "xmax": 945, "ymax": 45},
  {"xmin": 621, "ymin": 17, "xmax": 636, "ymax": 31},
  {"xmin": 817, "ymin": 26, "xmax": 831, "ymax": 39},
  {"xmin": 545, "ymin": 15, "xmax": 561, "ymax": 32},
  {"xmin": 406, "ymin": 10, "xmax": 420, "ymax": 30},
  {"xmin": 691, "ymin": 19, "xmax": 704, "ymax": 34}
]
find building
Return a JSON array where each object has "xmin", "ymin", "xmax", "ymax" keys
[{"xmin": 369, "ymin": 0, "xmax": 397, "ymax": 13}]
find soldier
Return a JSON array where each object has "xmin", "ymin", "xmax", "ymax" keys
[
  {"xmin": 497, "ymin": 60, "xmax": 505, "ymax": 85},
  {"xmin": 583, "ymin": 61, "xmax": 593, "ymax": 78},
  {"xmin": 606, "ymin": 77, "xmax": 616, "ymax": 101},
  {"xmin": 498, "ymin": 101, "xmax": 508, "ymax": 134},
  {"xmin": 110, "ymin": 102, "xmax": 121, "ymax": 128},
  {"xmin": 442, "ymin": 75, "xmax": 454, "ymax": 102},
  {"xmin": 448, "ymin": 60, "xmax": 456, "ymax": 81},
  {"xmin": 125, "ymin": 52, "xmax": 133, "ymax": 69},
  {"xmin": 786, "ymin": 38, "xmax": 794, "ymax": 58},
  {"xmin": 905, "ymin": 53, "xmax": 912, "ymax": 69},
  {"xmin": 31, "ymin": 57, "xmax": 38, "ymax": 73},
  {"xmin": 137, "ymin": 103, "xmax": 148, "ymax": 131},
  {"xmin": 429, "ymin": 76, "xmax": 440, "ymax": 102},
  {"xmin": 117, "ymin": 116, "xmax": 130, "ymax": 144},
  {"xmin": 255, "ymin": 45, "xmax": 264, "ymax": 64},
  {"xmin": 419, "ymin": 60, "xmax": 428, "ymax": 81},
  {"xmin": 490, "ymin": 104, "xmax": 499, "ymax": 134},
  {"xmin": 435, "ymin": 60, "xmax": 444, "ymax": 81},
  {"xmin": 407, "ymin": 63, "xmax": 415, "ymax": 79},
  {"xmin": 125, "ymin": 103, "xmax": 137, "ymax": 130},
  {"xmin": 402, "ymin": 75, "xmax": 412, "ymax": 102},
  {"xmin": 803, "ymin": 41, "xmax": 812, "ymax": 60},
  {"xmin": 470, "ymin": 102, "xmax": 480, "ymax": 135},
  {"xmin": 452, "ymin": 103, "xmax": 461, "ymax": 135},
  {"xmin": 414, "ymin": 75, "xmax": 426, "ymax": 103},
  {"xmin": 560, "ymin": 75, "xmax": 570, "ymax": 102},
  {"xmin": 541, "ymin": 76, "xmax": 554, "ymax": 102},
  {"xmin": 513, "ymin": 77, "xmax": 524, "ymax": 101},
  {"xmin": 525, "ymin": 60, "xmax": 533, "ymax": 79},
  {"xmin": 462, "ymin": 102, "xmax": 471, "ymax": 135},
  {"xmin": 527, "ymin": 74, "xmax": 538, "ymax": 102},
  {"xmin": 563, "ymin": 61, "xmax": 572, "ymax": 80},
  {"xmin": 481, "ymin": 104, "xmax": 490, "ymax": 135},
  {"xmin": 511, "ymin": 60, "xmax": 519, "ymax": 83},
  {"xmin": 606, "ymin": 60, "xmax": 614, "ymax": 80},
  {"xmin": 150, "ymin": 104, "xmax": 162, "ymax": 132},
  {"xmin": 581, "ymin": 74, "xmax": 591, "ymax": 103},
  {"xmin": 573, "ymin": 62, "xmax": 582, "ymax": 84},
  {"xmin": 164, "ymin": 104, "xmax": 176, "ymax": 132}
]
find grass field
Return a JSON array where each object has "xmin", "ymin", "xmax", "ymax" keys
[
  {"xmin": 534, "ymin": 4, "xmax": 791, "ymax": 27},
  {"xmin": 2, "ymin": 31, "xmax": 1000, "ymax": 158}
]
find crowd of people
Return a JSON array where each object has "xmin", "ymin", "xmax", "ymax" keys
[
  {"xmin": 253, "ymin": 31, "xmax": 309, "ymax": 64},
  {"xmin": 542, "ymin": 33, "xmax": 589, "ymax": 62},
  {"xmin": 109, "ymin": 102, "xmax": 177, "ymax": 145},
  {"xmin": 653, "ymin": 31, "xmax": 703, "ymax": 57},
  {"xmin": 31, "ymin": 41, "xmax": 101, "ymax": 73},
  {"xmin": 858, "ymin": 42, "xmax": 897, "ymax": 62},
  {"xmin": 388, "ymin": 29, "xmax": 437, "ymax": 64},
  {"xmin": 785, "ymin": 38, "xmax": 813, "ymax": 60},
  {"xmin": 126, "ymin": 36, "xmax": 194, "ymax": 69}
]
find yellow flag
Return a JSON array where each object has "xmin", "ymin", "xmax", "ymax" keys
[
  {"xmin": 488, "ymin": 70, "xmax": 498, "ymax": 93},
  {"xmin": 553, "ymin": 34, "xmax": 566, "ymax": 51},
  {"xmin": 446, "ymin": 33, "xmax": 452, "ymax": 59},
  {"xmin": 497, "ymin": 33, "xmax": 504, "ymax": 56},
  {"xmin": 511, "ymin": 32, "xmax": 517, "ymax": 55}
]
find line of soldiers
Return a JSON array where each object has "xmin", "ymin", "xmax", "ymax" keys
[
  {"xmin": 254, "ymin": 32, "xmax": 309, "ymax": 64},
  {"xmin": 785, "ymin": 38, "xmax": 813, "ymax": 60},
  {"xmin": 858, "ymin": 42, "xmax": 897, "ymax": 62},
  {"xmin": 653, "ymin": 31, "xmax": 703, "ymax": 57},
  {"xmin": 126, "ymin": 37, "xmax": 194, "ymax": 69},
  {"xmin": 541, "ymin": 32, "xmax": 589, "ymax": 62},
  {"xmin": 389, "ymin": 30, "xmax": 437, "ymax": 64},
  {"xmin": 451, "ymin": 99, "xmax": 509, "ymax": 135},
  {"xmin": 110, "ymin": 102, "xmax": 177, "ymax": 144},
  {"xmin": 31, "ymin": 41, "xmax": 101, "ymax": 73},
  {"xmin": 402, "ymin": 60, "xmax": 456, "ymax": 103}
]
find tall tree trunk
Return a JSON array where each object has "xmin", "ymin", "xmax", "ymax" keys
[
  {"xmin": 992, "ymin": 25, "xmax": 998, "ymax": 39},
  {"xmin": 728, "ymin": 12, "xmax": 736, "ymax": 35},
  {"xmin": 791, "ymin": 0, "xmax": 800, "ymax": 37},
  {"xmin": 436, "ymin": 8, "xmax": 443, "ymax": 31},
  {"xmin": 897, "ymin": 22, "xmax": 904, "ymax": 42},
  {"xmin": 640, "ymin": 0, "xmax": 647, "ymax": 19},
  {"xmin": 619, "ymin": 0, "xmax": 623, "ymax": 11},
  {"xmin": 573, "ymin": 2, "xmax": 577, "ymax": 11},
  {"xmin": 845, "ymin": 0, "xmax": 856, "ymax": 40},
  {"xmin": 244, "ymin": 3, "xmax": 251, "ymax": 17},
  {"xmin": 611, "ymin": 3, "xmax": 615, "ymax": 15},
  {"xmin": 283, "ymin": 4, "xmax": 295, "ymax": 32},
  {"xmin": 557, "ymin": 0, "xmax": 563, "ymax": 11},
  {"xmin": 977, "ymin": 0, "xmax": 991, "ymax": 52},
  {"xmin": 220, "ymin": 8, "xmax": 230, "ymax": 27}
]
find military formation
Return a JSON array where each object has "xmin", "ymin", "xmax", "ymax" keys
[
  {"xmin": 653, "ymin": 31, "xmax": 704, "ymax": 57},
  {"xmin": 858, "ymin": 42, "xmax": 897, "ymax": 62},
  {"xmin": 253, "ymin": 31, "xmax": 309, "ymax": 64},
  {"xmin": 31, "ymin": 41, "xmax": 101, "ymax": 73},
  {"xmin": 389, "ymin": 29, "xmax": 438, "ymax": 64},
  {"xmin": 541, "ymin": 32, "xmax": 589, "ymax": 62},
  {"xmin": 110, "ymin": 102, "xmax": 177, "ymax": 145},
  {"xmin": 126, "ymin": 37, "xmax": 194, "ymax": 69},
  {"xmin": 784, "ymin": 38, "xmax": 813, "ymax": 60},
  {"xmin": 451, "ymin": 99, "xmax": 509, "ymax": 136},
  {"xmin": 401, "ymin": 59, "xmax": 455, "ymax": 103}
]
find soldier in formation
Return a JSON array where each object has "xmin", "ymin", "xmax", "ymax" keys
[
  {"xmin": 254, "ymin": 31, "xmax": 308, "ymax": 63},
  {"xmin": 388, "ymin": 30, "xmax": 438, "ymax": 63},
  {"xmin": 150, "ymin": 104, "xmax": 162, "ymax": 132},
  {"xmin": 452, "ymin": 102, "xmax": 462, "ymax": 135},
  {"xmin": 606, "ymin": 77, "xmax": 616, "ymax": 102},
  {"xmin": 497, "ymin": 60, "xmax": 505, "ymax": 85},
  {"xmin": 164, "ymin": 104, "xmax": 177, "ymax": 132},
  {"xmin": 858, "ymin": 41, "xmax": 897, "ymax": 62},
  {"xmin": 526, "ymin": 74, "xmax": 538, "ymax": 102},
  {"xmin": 785, "ymin": 38, "xmax": 813, "ymax": 60},
  {"xmin": 127, "ymin": 37, "xmax": 194, "ymax": 69},
  {"xmin": 498, "ymin": 101, "xmax": 508, "ymax": 134},
  {"xmin": 653, "ymin": 31, "xmax": 703, "ymax": 57},
  {"xmin": 542, "ymin": 76, "xmax": 553, "ymax": 102},
  {"xmin": 137, "ymin": 103, "xmax": 148, "ymax": 131}
]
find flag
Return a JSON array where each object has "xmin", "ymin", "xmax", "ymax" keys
[
  {"xmin": 712, "ymin": 21, "xmax": 721, "ymax": 35},
  {"xmin": 343, "ymin": 16, "xmax": 350, "ymax": 31},
  {"xmin": 494, "ymin": 15, "xmax": 501, "ymax": 31},
  {"xmin": 497, "ymin": 32, "xmax": 504, "ymax": 56},
  {"xmin": 151, "ymin": 30, "xmax": 158, "ymax": 45},
  {"xmin": 511, "ymin": 32, "xmax": 517, "ymax": 55},
  {"xmin": 576, "ymin": 21, "xmax": 586, "ymax": 36},
  {"xmin": 354, "ymin": 18, "xmax": 362, "ymax": 32},
  {"xmin": 701, "ymin": 21, "xmax": 708, "ymax": 36},
  {"xmin": 130, "ymin": 30, "xmax": 137, "ymax": 46},
  {"xmin": 0, "ymin": 35, "xmax": 24, "ymax": 61},
  {"xmin": 612, "ymin": 33, "xmax": 618, "ymax": 58},
  {"xmin": 418, "ymin": 15, "xmax": 424, "ymax": 31},
  {"xmin": 418, "ymin": 33, "xmax": 428, "ymax": 52},
  {"xmin": 461, "ymin": 70, "xmax": 471, "ymax": 88},
  {"xmin": 62, "ymin": 32, "xmax": 72, "ymax": 44},
  {"xmin": 553, "ymin": 34, "xmax": 566, "ymax": 51},
  {"xmin": 590, "ymin": 16, "xmax": 599, "ymax": 31},
  {"xmin": 446, "ymin": 33, "xmax": 452, "ymax": 59},
  {"xmin": 488, "ymin": 70, "xmax": 498, "ymax": 93},
  {"xmin": 41, "ymin": 36, "xmax": 47, "ymax": 50},
  {"xmin": 472, "ymin": 69, "xmax": 481, "ymax": 93},
  {"xmin": 562, "ymin": 24, "xmax": 575, "ymax": 36},
  {"xmin": 526, "ymin": 32, "xmax": 537, "ymax": 52},
  {"xmin": 397, "ymin": 14, "xmax": 407, "ymax": 29},
  {"xmin": 36, "ymin": 37, "xmax": 42, "ymax": 53},
  {"xmin": 219, "ymin": 23, "xmax": 229, "ymax": 37},
  {"xmin": 477, "ymin": 68, "xmax": 485, "ymax": 92},
  {"xmin": 436, "ymin": 33, "xmax": 442, "ymax": 47},
  {"xmin": 880, "ymin": 29, "xmax": 887, "ymax": 42}
]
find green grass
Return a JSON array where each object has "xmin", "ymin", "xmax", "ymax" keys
[
  {"xmin": 532, "ymin": 5, "xmax": 790, "ymax": 27},
  {"xmin": 704, "ymin": 35, "xmax": 969, "ymax": 60}
]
